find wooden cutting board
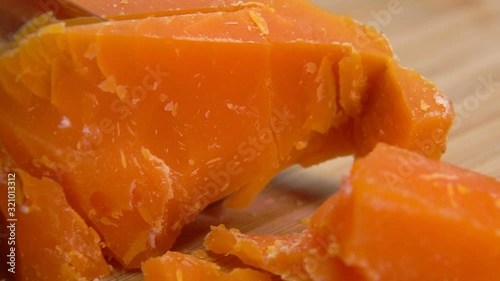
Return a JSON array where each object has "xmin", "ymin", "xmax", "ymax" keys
[{"xmin": 103, "ymin": 0, "xmax": 499, "ymax": 279}]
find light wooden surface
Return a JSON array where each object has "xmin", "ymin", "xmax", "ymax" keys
[{"xmin": 107, "ymin": 0, "xmax": 500, "ymax": 279}]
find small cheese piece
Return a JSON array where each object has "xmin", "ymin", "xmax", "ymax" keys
[
  {"xmin": 142, "ymin": 251, "xmax": 273, "ymax": 281},
  {"xmin": 0, "ymin": 169, "xmax": 110, "ymax": 281},
  {"xmin": 205, "ymin": 144, "xmax": 500, "ymax": 281}
]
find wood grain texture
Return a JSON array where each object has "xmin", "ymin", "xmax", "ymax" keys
[{"xmin": 100, "ymin": 0, "xmax": 498, "ymax": 279}]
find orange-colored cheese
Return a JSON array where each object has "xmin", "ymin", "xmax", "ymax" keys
[
  {"xmin": 204, "ymin": 225, "xmax": 365, "ymax": 281},
  {"xmin": 142, "ymin": 251, "xmax": 273, "ymax": 281},
  {"xmin": 0, "ymin": 169, "xmax": 110, "ymax": 281},
  {"xmin": 205, "ymin": 143, "xmax": 500, "ymax": 280},
  {"xmin": 73, "ymin": 0, "xmax": 272, "ymax": 19},
  {"xmin": 0, "ymin": 0, "xmax": 454, "ymax": 277}
]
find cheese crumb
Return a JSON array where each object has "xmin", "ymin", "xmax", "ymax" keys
[
  {"xmin": 149, "ymin": 232, "xmax": 156, "ymax": 249},
  {"xmin": 98, "ymin": 75, "xmax": 128, "ymax": 101},
  {"xmin": 164, "ymin": 101, "xmax": 179, "ymax": 116},
  {"xmin": 434, "ymin": 92, "xmax": 452, "ymax": 115},
  {"xmin": 206, "ymin": 157, "xmax": 221, "ymax": 166},
  {"xmin": 100, "ymin": 217, "xmax": 118, "ymax": 227},
  {"xmin": 249, "ymin": 10, "xmax": 269, "ymax": 35},
  {"xmin": 84, "ymin": 43, "xmax": 98, "ymax": 60},
  {"xmin": 295, "ymin": 141, "xmax": 308, "ymax": 150},
  {"xmin": 305, "ymin": 62, "xmax": 317, "ymax": 74},
  {"xmin": 58, "ymin": 116, "xmax": 71, "ymax": 129},
  {"xmin": 120, "ymin": 150, "xmax": 127, "ymax": 168},
  {"xmin": 420, "ymin": 99, "xmax": 430, "ymax": 111},
  {"xmin": 159, "ymin": 94, "xmax": 168, "ymax": 102}
]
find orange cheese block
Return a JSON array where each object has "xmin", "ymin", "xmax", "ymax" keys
[
  {"xmin": 0, "ymin": 0, "xmax": 453, "ymax": 270},
  {"xmin": 142, "ymin": 251, "xmax": 273, "ymax": 281},
  {"xmin": 205, "ymin": 143, "xmax": 500, "ymax": 280},
  {"xmin": 0, "ymin": 169, "xmax": 110, "ymax": 281}
]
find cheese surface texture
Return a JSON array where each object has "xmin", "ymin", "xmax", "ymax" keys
[
  {"xmin": 0, "ymin": 0, "xmax": 454, "ymax": 279},
  {"xmin": 205, "ymin": 143, "xmax": 500, "ymax": 281}
]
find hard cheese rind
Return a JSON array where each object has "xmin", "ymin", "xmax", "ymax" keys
[
  {"xmin": 204, "ymin": 143, "xmax": 500, "ymax": 281},
  {"xmin": 142, "ymin": 251, "xmax": 273, "ymax": 281},
  {"xmin": 0, "ymin": 0, "xmax": 453, "ymax": 276}
]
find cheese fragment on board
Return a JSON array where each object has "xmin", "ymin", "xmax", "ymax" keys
[
  {"xmin": 0, "ymin": 0, "xmax": 454, "ymax": 276},
  {"xmin": 0, "ymin": 169, "xmax": 110, "ymax": 281},
  {"xmin": 205, "ymin": 143, "xmax": 500, "ymax": 281},
  {"xmin": 142, "ymin": 251, "xmax": 273, "ymax": 281}
]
